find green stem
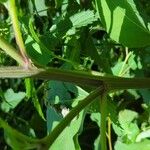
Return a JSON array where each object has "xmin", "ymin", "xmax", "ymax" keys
[
  {"xmin": 100, "ymin": 93, "xmax": 108, "ymax": 150},
  {"xmin": 0, "ymin": 67, "xmax": 150, "ymax": 90},
  {"xmin": 40, "ymin": 86, "xmax": 103, "ymax": 148},
  {"xmin": 0, "ymin": 67, "xmax": 104, "ymax": 88},
  {"xmin": 0, "ymin": 118, "xmax": 40, "ymax": 149},
  {"xmin": 9, "ymin": 0, "xmax": 31, "ymax": 68},
  {"xmin": 0, "ymin": 86, "xmax": 103, "ymax": 149},
  {"xmin": 0, "ymin": 37, "xmax": 25, "ymax": 66}
]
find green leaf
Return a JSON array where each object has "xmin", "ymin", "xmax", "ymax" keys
[
  {"xmin": 69, "ymin": 10, "xmax": 98, "ymax": 28},
  {"xmin": 96, "ymin": 0, "xmax": 150, "ymax": 47},
  {"xmin": 46, "ymin": 107, "xmax": 63, "ymax": 132},
  {"xmin": 46, "ymin": 81, "xmax": 78, "ymax": 105},
  {"xmin": 34, "ymin": 0, "xmax": 47, "ymax": 16},
  {"xmin": 33, "ymin": 96, "xmax": 46, "ymax": 121},
  {"xmin": 1, "ymin": 89, "xmax": 26, "ymax": 112},
  {"xmin": 136, "ymin": 129, "xmax": 150, "ymax": 142},
  {"xmin": 119, "ymin": 110, "xmax": 138, "ymax": 126},
  {"xmin": 111, "ymin": 62, "xmax": 128, "ymax": 76},
  {"xmin": 94, "ymin": 135, "xmax": 101, "ymax": 150},
  {"xmin": 139, "ymin": 89, "xmax": 150, "ymax": 104},
  {"xmin": 0, "ymin": 118, "xmax": 37, "ymax": 149},
  {"xmin": 25, "ymin": 78, "xmax": 33, "ymax": 99},
  {"xmin": 90, "ymin": 112, "xmax": 101, "ymax": 127},
  {"xmin": 128, "ymin": 54, "xmax": 137, "ymax": 70},
  {"xmin": 47, "ymin": 86, "xmax": 87, "ymax": 150},
  {"xmin": 25, "ymin": 35, "xmax": 53, "ymax": 66},
  {"xmin": 115, "ymin": 140, "xmax": 150, "ymax": 150},
  {"xmin": 49, "ymin": 110, "xmax": 85, "ymax": 150},
  {"xmin": 113, "ymin": 109, "xmax": 140, "ymax": 143},
  {"xmin": 0, "ymin": 0, "xmax": 7, "ymax": 3}
]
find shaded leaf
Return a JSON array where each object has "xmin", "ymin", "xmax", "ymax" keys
[{"xmin": 46, "ymin": 81, "xmax": 78, "ymax": 105}]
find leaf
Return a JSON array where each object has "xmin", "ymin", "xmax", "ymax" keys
[
  {"xmin": 1, "ymin": 89, "xmax": 26, "ymax": 112},
  {"xmin": 49, "ymin": 109, "xmax": 85, "ymax": 150},
  {"xmin": 90, "ymin": 112, "xmax": 101, "ymax": 127},
  {"xmin": 115, "ymin": 140, "xmax": 150, "ymax": 150},
  {"xmin": 33, "ymin": 96, "xmax": 46, "ymax": 121},
  {"xmin": 0, "ymin": 0, "xmax": 7, "ymax": 3},
  {"xmin": 46, "ymin": 81, "xmax": 78, "ymax": 105},
  {"xmin": 69, "ymin": 10, "xmax": 98, "ymax": 28},
  {"xmin": 34, "ymin": 0, "xmax": 47, "ymax": 16},
  {"xmin": 96, "ymin": 0, "xmax": 150, "ymax": 47},
  {"xmin": 0, "ymin": 118, "xmax": 37, "ymax": 149},
  {"xmin": 111, "ymin": 62, "xmax": 128, "ymax": 76},
  {"xmin": 94, "ymin": 135, "xmax": 101, "ymax": 150},
  {"xmin": 47, "ymin": 86, "xmax": 88, "ymax": 150},
  {"xmin": 139, "ymin": 89, "xmax": 150, "ymax": 104},
  {"xmin": 25, "ymin": 35, "xmax": 53, "ymax": 66},
  {"xmin": 119, "ymin": 109, "xmax": 138, "ymax": 129},
  {"xmin": 25, "ymin": 78, "xmax": 33, "ymax": 99},
  {"xmin": 113, "ymin": 109, "xmax": 140, "ymax": 143},
  {"xmin": 128, "ymin": 54, "xmax": 137, "ymax": 70},
  {"xmin": 136, "ymin": 129, "xmax": 150, "ymax": 142},
  {"xmin": 46, "ymin": 107, "xmax": 63, "ymax": 132}
]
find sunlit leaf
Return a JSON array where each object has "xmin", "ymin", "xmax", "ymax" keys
[
  {"xmin": 115, "ymin": 140, "xmax": 150, "ymax": 150},
  {"xmin": 1, "ymin": 89, "xmax": 26, "ymax": 112},
  {"xmin": 96, "ymin": 0, "xmax": 150, "ymax": 47},
  {"xmin": 70, "ymin": 10, "xmax": 98, "ymax": 28},
  {"xmin": 34, "ymin": 0, "xmax": 47, "ymax": 16}
]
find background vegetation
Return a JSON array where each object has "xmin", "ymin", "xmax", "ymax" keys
[{"xmin": 0, "ymin": 0, "xmax": 150, "ymax": 150}]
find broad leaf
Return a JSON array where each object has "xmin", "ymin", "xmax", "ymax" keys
[
  {"xmin": 96, "ymin": 0, "xmax": 150, "ymax": 47},
  {"xmin": 25, "ymin": 35, "xmax": 53, "ymax": 66},
  {"xmin": 113, "ymin": 109, "xmax": 140, "ymax": 143}
]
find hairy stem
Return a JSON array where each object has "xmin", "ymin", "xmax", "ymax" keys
[
  {"xmin": 0, "ymin": 67, "xmax": 150, "ymax": 90},
  {"xmin": 0, "ymin": 37, "xmax": 25, "ymax": 66},
  {"xmin": 9, "ymin": 0, "xmax": 31, "ymax": 68}
]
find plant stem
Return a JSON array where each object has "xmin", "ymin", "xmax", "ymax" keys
[
  {"xmin": 0, "ymin": 37, "xmax": 25, "ymax": 66},
  {"xmin": 0, "ymin": 86, "xmax": 103, "ymax": 149},
  {"xmin": 100, "ymin": 93, "xmax": 108, "ymax": 150},
  {"xmin": 107, "ymin": 117, "xmax": 112, "ymax": 150},
  {"xmin": 40, "ymin": 86, "xmax": 103, "ymax": 148},
  {"xmin": 9, "ymin": 0, "xmax": 31, "ymax": 68},
  {"xmin": 0, "ymin": 118, "xmax": 40, "ymax": 149},
  {"xmin": 0, "ymin": 67, "xmax": 150, "ymax": 90},
  {"xmin": 0, "ymin": 67, "xmax": 104, "ymax": 87}
]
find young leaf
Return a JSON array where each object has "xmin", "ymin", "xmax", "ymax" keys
[
  {"xmin": 1, "ymin": 89, "xmax": 26, "ymax": 112},
  {"xmin": 96, "ymin": 0, "xmax": 150, "ymax": 47}
]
